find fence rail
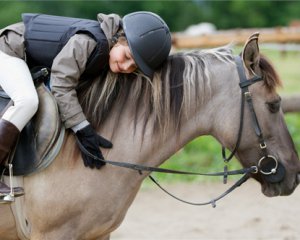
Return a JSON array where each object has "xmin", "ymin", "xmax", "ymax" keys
[
  {"xmin": 282, "ymin": 95, "xmax": 300, "ymax": 113},
  {"xmin": 172, "ymin": 27, "xmax": 300, "ymax": 49},
  {"xmin": 171, "ymin": 27, "xmax": 300, "ymax": 114}
]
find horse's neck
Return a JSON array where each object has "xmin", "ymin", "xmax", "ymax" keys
[
  {"xmin": 100, "ymin": 100, "xmax": 210, "ymax": 169},
  {"xmin": 100, "ymin": 59, "xmax": 237, "ymax": 168}
]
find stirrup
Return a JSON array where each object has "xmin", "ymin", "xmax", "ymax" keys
[
  {"xmin": 0, "ymin": 164, "xmax": 24, "ymax": 204},
  {"xmin": 0, "ymin": 194, "xmax": 14, "ymax": 203},
  {"xmin": 0, "ymin": 188, "xmax": 24, "ymax": 204}
]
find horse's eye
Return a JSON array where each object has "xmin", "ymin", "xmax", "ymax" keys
[{"xmin": 266, "ymin": 98, "xmax": 281, "ymax": 113}]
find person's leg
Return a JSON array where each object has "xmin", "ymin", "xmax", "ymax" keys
[
  {"xmin": 0, "ymin": 51, "xmax": 38, "ymax": 199},
  {"xmin": 0, "ymin": 51, "xmax": 39, "ymax": 130}
]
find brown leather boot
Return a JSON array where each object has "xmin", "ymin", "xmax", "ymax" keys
[{"xmin": 0, "ymin": 119, "xmax": 24, "ymax": 199}]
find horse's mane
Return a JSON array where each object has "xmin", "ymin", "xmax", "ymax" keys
[{"xmin": 77, "ymin": 47, "xmax": 281, "ymax": 137}]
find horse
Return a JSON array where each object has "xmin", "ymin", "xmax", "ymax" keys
[{"xmin": 0, "ymin": 32, "xmax": 299, "ymax": 240}]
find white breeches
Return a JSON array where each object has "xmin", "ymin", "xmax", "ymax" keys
[{"xmin": 0, "ymin": 50, "xmax": 38, "ymax": 131}]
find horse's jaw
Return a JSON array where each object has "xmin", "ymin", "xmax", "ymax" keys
[
  {"xmin": 260, "ymin": 173, "xmax": 300, "ymax": 197},
  {"xmin": 261, "ymin": 183, "xmax": 296, "ymax": 197}
]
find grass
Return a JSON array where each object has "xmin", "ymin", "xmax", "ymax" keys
[{"xmin": 146, "ymin": 48, "xmax": 300, "ymax": 185}]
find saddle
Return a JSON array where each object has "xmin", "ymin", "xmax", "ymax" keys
[{"xmin": 0, "ymin": 79, "xmax": 65, "ymax": 176}]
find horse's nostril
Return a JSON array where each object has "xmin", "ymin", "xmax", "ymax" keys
[{"xmin": 297, "ymin": 173, "xmax": 300, "ymax": 184}]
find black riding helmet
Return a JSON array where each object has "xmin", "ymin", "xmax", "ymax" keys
[{"xmin": 122, "ymin": 11, "xmax": 172, "ymax": 78}]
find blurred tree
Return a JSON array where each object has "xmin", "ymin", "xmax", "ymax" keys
[
  {"xmin": 0, "ymin": 1, "xmax": 300, "ymax": 31},
  {"xmin": 0, "ymin": 1, "xmax": 205, "ymax": 31},
  {"xmin": 0, "ymin": 2, "xmax": 41, "ymax": 27},
  {"xmin": 203, "ymin": 0, "xmax": 300, "ymax": 29}
]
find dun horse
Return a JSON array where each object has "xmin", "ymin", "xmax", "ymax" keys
[{"xmin": 0, "ymin": 33, "xmax": 299, "ymax": 240}]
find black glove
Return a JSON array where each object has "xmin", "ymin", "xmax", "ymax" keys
[{"xmin": 75, "ymin": 124, "xmax": 113, "ymax": 169}]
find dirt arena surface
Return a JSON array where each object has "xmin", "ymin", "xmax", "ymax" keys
[{"xmin": 111, "ymin": 179, "xmax": 300, "ymax": 240}]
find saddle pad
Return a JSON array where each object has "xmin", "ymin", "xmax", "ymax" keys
[{"xmin": 0, "ymin": 83, "xmax": 65, "ymax": 176}]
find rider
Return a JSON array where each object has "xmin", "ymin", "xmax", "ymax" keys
[{"xmin": 0, "ymin": 11, "xmax": 172, "ymax": 199}]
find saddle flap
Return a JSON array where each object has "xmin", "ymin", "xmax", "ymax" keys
[
  {"xmin": 34, "ymin": 83, "xmax": 62, "ymax": 161},
  {"xmin": 0, "ymin": 83, "xmax": 64, "ymax": 176}
]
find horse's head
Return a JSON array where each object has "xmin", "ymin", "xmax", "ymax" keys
[{"xmin": 216, "ymin": 33, "xmax": 300, "ymax": 197}]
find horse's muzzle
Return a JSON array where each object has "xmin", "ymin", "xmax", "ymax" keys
[{"xmin": 297, "ymin": 173, "xmax": 300, "ymax": 185}]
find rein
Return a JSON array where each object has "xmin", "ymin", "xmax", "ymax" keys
[
  {"xmin": 75, "ymin": 55, "xmax": 284, "ymax": 208},
  {"xmin": 75, "ymin": 138, "xmax": 257, "ymax": 208}
]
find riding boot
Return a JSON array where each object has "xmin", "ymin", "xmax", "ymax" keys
[{"xmin": 0, "ymin": 119, "xmax": 24, "ymax": 199}]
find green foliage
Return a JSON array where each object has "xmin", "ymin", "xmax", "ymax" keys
[
  {"xmin": 286, "ymin": 114, "xmax": 300, "ymax": 151},
  {"xmin": 203, "ymin": 1, "xmax": 300, "ymax": 29},
  {"xmin": 0, "ymin": 1, "xmax": 204, "ymax": 30},
  {"xmin": 260, "ymin": 49, "xmax": 300, "ymax": 95},
  {"xmin": 1, "ymin": 1, "xmax": 300, "ymax": 31},
  {"xmin": 0, "ymin": 2, "xmax": 40, "ymax": 27}
]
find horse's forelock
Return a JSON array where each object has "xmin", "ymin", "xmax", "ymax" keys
[{"xmin": 259, "ymin": 55, "xmax": 282, "ymax": 92}]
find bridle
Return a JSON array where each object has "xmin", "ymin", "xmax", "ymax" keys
[
  {"xmin": 227, "ymin": 55, "xmax": 285, "ymax": 184},
  {"xmin": 75, "ymin": 55, "xmax": 285, "ymax": 208}
]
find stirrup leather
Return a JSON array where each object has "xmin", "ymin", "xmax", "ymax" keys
[{"xmin": 0, "ymin": 164, "xmax": 24, "ymax": 204}]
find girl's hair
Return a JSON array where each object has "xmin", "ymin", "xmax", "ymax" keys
[
  {"xmin": 77, "ymin": 28, "xmax": 149, "ymax": 130},
  {"xmin": 77, "ymin": 68, "xmax": 148, "ymax": 131},
  {"xmin": 112, "ymin": 29, "xmax": 127, "ymax": 46}
]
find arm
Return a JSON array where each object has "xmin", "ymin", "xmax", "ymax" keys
[
  {"xmin": 0, "ymin": 22, "xmax": 26, "ymax": 59},
  {"xmin": 50, "ymin": 33, "xmax": 96, "ymax": 129},
  {"xmin": 50, "ymin": 33, "xmax": 112, "ymax": 169}
]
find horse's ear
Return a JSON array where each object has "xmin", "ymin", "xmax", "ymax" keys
[{"xmin": 241, "ymin": 32, "xmax": 260, "ymax": 77}]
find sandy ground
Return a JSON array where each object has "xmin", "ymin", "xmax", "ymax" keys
[{"xmin": 111, "ymin": 179, "xmax": 300, "ymax": 240}]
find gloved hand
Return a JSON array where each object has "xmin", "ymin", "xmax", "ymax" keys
[{"xmin": 75, "ymin": 124, "xmax": 113, "ymax": 169}]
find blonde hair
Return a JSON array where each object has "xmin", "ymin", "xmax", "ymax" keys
[
  {"xmin": 77, "ymin": 47, "xmax": 234, "ymax": 140},
  {"xmin": 77, "ymin": 68, "xmax": 149, "ymax": 131}
]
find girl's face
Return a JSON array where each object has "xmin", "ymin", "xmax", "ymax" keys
[{"xmin": 109, "ymin": 43, "xmax": 137, "ymax": 74}]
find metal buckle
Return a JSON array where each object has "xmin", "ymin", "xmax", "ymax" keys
[
  {"xmin": 244, "ymin": 91, "xmax": 251, "ymax": 98},
  {"xmin": 251, "ymin": 166, "xmax": 259, "ymax": 174},
  {"xmin": 0, "ymin": 164, "xmax": 15, "ymax": 204},
  {"xmin": 260, "ymin": 142, "xmax": 267, "ymax": 149}
]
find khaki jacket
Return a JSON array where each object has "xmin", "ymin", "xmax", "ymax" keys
[{"xmin": 0, "ymin": 15, "xmax": 119, "ymax": 129}]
